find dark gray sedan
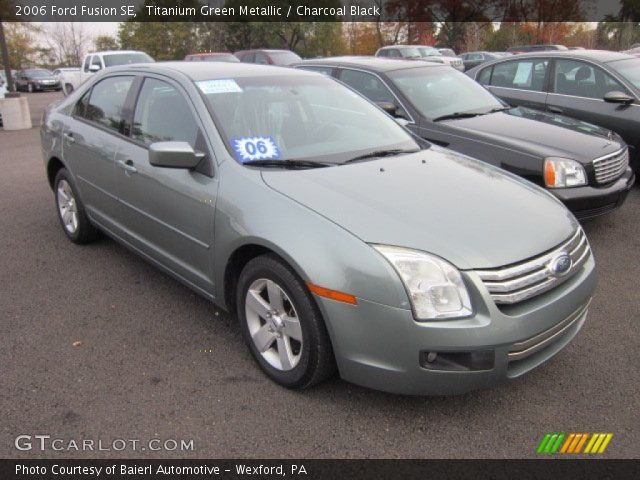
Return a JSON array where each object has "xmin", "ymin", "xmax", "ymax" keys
[
  {"xmin": 466, "ymin": 50, "xmax": 640, "ymax": 174},
  {"xmin": 41, "ymin": 62, "xmax": 595, "ymax": 395},
  {"xmin": 296, "ymin": 57, "xmax": 634, "ymax": 219}
]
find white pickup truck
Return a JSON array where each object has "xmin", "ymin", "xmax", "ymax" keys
[{"xmin": 59, "ymin": 50, "xmax": 154, "ymax": 95}]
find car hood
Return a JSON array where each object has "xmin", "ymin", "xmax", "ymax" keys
[
  {"xmin": 261, "ymin": 149, "xmax": 578, "ymax": 270},
  {"xmin": 443, "ymin": 109, "xmax": 623, "ymax": 162}
]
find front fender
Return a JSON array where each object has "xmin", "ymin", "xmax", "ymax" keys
[{"xmin": 213, "ymin": 161, "xmax": 410, "ymax": 313}]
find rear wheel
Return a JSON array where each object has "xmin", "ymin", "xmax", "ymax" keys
[
  {"xmin": 236, "ymin": 254, "xmax": 336, "ymax": 389},
  {"xmin": 54, "ymin": 168, "xmax": 98, "ymax": 244}
]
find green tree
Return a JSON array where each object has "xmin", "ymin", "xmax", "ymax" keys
[
  {"xmin": 94, "ymin": 35, "xmax": 119, "ymax": 51},
  {"xmin": 118, "ymin": 22, "xmax": 199, "ymax": 60}
]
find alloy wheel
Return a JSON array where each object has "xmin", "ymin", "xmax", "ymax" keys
[
  {"xmin": 245, "ymin": 278, "xmax": 303, "ymax": 371},
  {"xmin": 56, "ymin": 179, "xmax": 79, "ymax": 234}
]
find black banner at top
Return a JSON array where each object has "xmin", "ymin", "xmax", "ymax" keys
[{"xmin": 1, "ymin": 0, "xmax": 635, "ymax": 23}]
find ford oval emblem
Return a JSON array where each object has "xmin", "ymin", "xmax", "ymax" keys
[{"xmin": 549, "ymin": 253, "xmax": 572, "ymax": 277}]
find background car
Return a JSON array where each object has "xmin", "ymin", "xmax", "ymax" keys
[
  {"xmin": 15, "ymin": 69, "xmax": 61, "ymax": 92},
  {"xmin": 184, "ymin": 52, "xmax": 240, "ymax": 62},
  {"xmin": 437, "ymin": 48, "xmax": 456, "ymax": 57},
  {"xmin": 507, "ymin": 44, "xmax": 568, "ymax": 54},
  {"xmin": 297, "ymin": 56, "xmax": 634, "ymax": 219},
  {"xmin": 466, "ymin": 50, "xmax": 640, "ymax": 173},
  {"xmin": 459, "ymin": 51, "xmax": 501, "ymax": 70},
  {"xmin": 376, "ymin": 45, "xmax": 465, "ymax": 71},
  {"xmin": 234, "ymin": 49, "xmax": 302, "ymax": 66},
  {"xmin": 52, "ymin": 67, "xmax": 80, "ymax": 83},
  {"xmin": 40, "ymin": 61, "xmax": 595, "ymax": 395}
]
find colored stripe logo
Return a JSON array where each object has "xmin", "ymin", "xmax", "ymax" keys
[{"xmin": 537, "ymin": 433, "xmax": 613, "ymax": 454}]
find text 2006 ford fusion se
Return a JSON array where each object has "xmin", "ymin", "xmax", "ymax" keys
[{"xmin": 41, "ymin": 63, "xmax": 595, "ymax": 395}]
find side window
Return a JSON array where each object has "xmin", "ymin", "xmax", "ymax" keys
[
  {"xmin": 73, "ymin": 90, "xmax": 90, "ymax": 117},
  {"xmin": 132, "ymin": 78, "xmax": 199, "ymax": 148},
  {"xmin": 477, "ymin": 66, "xmax": 492, "ymax": 85},
  {"xmin": 83, "ymin": 56, "xmax": 91, "ymax": 73},
  {"xmin": 377, "ymin": 49, "xmax": 388, "ymax": 57},
  {"xmin": 297, "ymin": 66, "xmax": 333, "ymax": 76},
  {"xmin": 388, "ymin": 49, "xmax": 400, "ymax": 58},
  {"xmin": 490, "ymin": 59, "xmax": 548, "ymax": 91},
  {"xmin": 91, "ymin": 56, "xmax": 102, "ymax": 70},
  {"xmin": 254, "ymin": 53, "xmax": 269, "ymax": 65},
  {"xmin": 241, "ymin": 52, "xmax": 255, "ymax": 63},
  {"xmin": 553, "ymin": 59, "xmax": 629, "ymax": 99},
  {"xmin": 84, "ymin": 76, "xmax": 134, "ymax": 132},
  {"xmin": 339, "ymin": 69, "xmax": 396, "ymax": 104}
]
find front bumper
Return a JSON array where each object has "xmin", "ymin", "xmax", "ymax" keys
[
  {"xmin": 35, "ymin": 82, "xmax": 61, "ymax": 91},
  {"xmin": 552, "ymin": 168, "xmax": 635, "ymax": 220},
  {"xmin": 317, "ymin": 254, "xmax": 596, "ymax": 395}
]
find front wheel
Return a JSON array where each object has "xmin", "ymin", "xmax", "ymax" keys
[
  {"xmin": 64, "ymin": 83, "xmax": 74, "ymax": 95},
  {"xmin": 54, "ymin": 168, "xmax": 98, "ymax": 244},
  {"xmin": 236, "ymin": 254, "xmax": 336, "ymax": 389}
]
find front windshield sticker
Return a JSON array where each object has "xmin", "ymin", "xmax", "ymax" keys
[
  {"xmin": 232, "ymin": 136, "xmax": 281, "ymax": 163},
  {"xmin": 196, "ymin": 79, "xmax": 242, "ymax": 94}
]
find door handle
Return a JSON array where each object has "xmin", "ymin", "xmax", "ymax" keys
[
  {"xmin": 63, "ymin": 132, "xmax": 75, "ymax": 143},
  {"xmin": 117, "ymin": 159, "xmax": 137, "ymax": 174},
  {"xmin": 548, "ymin": 106, "xmax": 563, "ymax": 114}
]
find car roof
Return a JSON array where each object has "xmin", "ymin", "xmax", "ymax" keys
[
  {"xmin": 187, "ymin": 52, "xmax": 233, "ymax": 56},
  {"xmin": 499, "ymin": 49, "xmax": 634, "ymax": 63},
  {"xmin": 298, "ymin": 56, "xmax": 441, "ymax": 72},
  {"xmin": 87, "ymin": 50, "xmax": 147, "ymax": 56},
  {"xmin": 107, "ymin": 61, "xmax": 320, "ymax": 80}
]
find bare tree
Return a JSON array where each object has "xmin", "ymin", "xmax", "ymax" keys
[{"xmin": 46, "ymin": 23, "xmax": 91, "ymax": 66}]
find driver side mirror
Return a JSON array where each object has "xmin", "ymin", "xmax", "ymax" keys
[
  {"xmin": 149, "ymin": 141, "xmax": 204, "ymax": 169},
  {"xmin": 376, "ymin": 101, "xmax": 409, "ymax": 121},
  {"xmin": 88, "ymin": 64, "xmax": 101, "ymax": 73},
  {"xmin": 603, "ymin": 90, "xmax": 634, "ymax": 105}
]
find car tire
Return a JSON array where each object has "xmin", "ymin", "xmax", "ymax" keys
[
  {"xmin": 64, "ymin": 83, "xmax": 74, "ymax": 95},
  {"xmin": 27, "ymin": 83, "xmax": 33, "ymax": 93},
  {"xmin": 53, "ymin": 168, "xmax": 98, "ymax": 244},
  {"xmin": 236, "ymin": 254, "xmax": 336, "ymax": 389}
]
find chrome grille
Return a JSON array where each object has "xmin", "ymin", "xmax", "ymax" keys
[
  {"xmin": 475, "ymin": 228, "xmax": 590, "ymax": 305},
  {"xmin": 593, "ymin": 148, "xmax": 628, "ymax": 184}
]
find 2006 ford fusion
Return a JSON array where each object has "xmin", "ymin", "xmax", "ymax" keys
[{"xmin": 41, "ymin": 62, "xmax": 595, "ymax": 395}]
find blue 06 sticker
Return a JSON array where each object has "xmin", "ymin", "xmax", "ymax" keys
[{"xmin": 232, "ymin": 136, "xmax": 281, "ymax": 162}]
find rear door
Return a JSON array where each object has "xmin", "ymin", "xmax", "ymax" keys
[
  {"xmin": 114, "ymin": 75, "xmax": 218, "ymax": 297},
  {"xmin": 483, "ymin": 57, "xmax": 549, "ymax": 109}
]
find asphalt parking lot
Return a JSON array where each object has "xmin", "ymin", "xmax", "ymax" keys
[{"xmin": 1, "ymin": 91, "xmax": 638, "ymax": 459}]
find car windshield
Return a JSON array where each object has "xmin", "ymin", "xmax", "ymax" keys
[
  {"xmin": 418, "ymin": 47, "xmax": 441, "ymax": 57},
  {"xmin": 609, "ymin": 58, "xmax": 640, "ymax": 90},
  {"xmin": 439, "ymin": 49, "xmax": 455, "ymax": 57},
  {"xmin": 103, "ymin": 53, "xmax": 154, "ymax": 67},
  {"xmin": 204, "ymin": 55, "xmax": 240, "ymax": 63},
  {"xmin": 388, "ymin": 66, "xmax": 504, "ymax": 120},
  {"xmin": 197, "ymin": 74, "xmax": 418, "ymax": 165},
  {"xmin": 270, "ymin": 51, "xmax": 302, "ymax": 65},
  {"xmin": 27, "ymin": 70, "xmax": 52, "ymax": 78}
]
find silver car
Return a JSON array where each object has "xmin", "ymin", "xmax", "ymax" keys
[{"xmin": 41, "ymin": 62, "xmax": 595, "ymax": 395}]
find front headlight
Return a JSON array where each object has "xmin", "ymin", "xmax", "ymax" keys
[
  {"xmin": 544, "ymin": 157, "xmax": 587, "ymax": 188},
  {"xmin": 372, "ymin": 245, "xmax": 473, "ymax": 320}
]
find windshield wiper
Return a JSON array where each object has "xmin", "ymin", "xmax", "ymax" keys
[
  {"xmin": 432, "ymin": 111, "xmax": 485, "ymax": 122},
  {"xmin": 342, "ymin": 149, "xmax": 419, "ymax": 165},
  {"xmin": 242, "ymin": 159, "xmax": 332, "ymax": 169},
  {"xmin": 486, "ymin": 106, "xmax": 511, "ymax": 113}
]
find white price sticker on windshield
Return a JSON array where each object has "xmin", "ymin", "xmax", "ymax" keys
[
  {"xmin": 232, "ymin": 136, "xmax": 281, "ymax": 162},
  {"xmin": 196, "ymin": 79, "xmax": 242, "ymax": 94}
]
